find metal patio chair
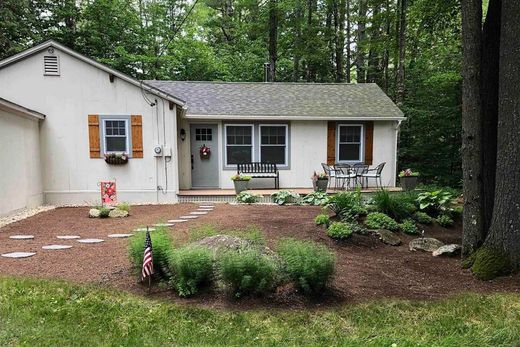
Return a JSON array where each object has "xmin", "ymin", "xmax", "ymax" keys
[
  {"xmin": 351, "ymin": 163, "xmax": 369, "ymax": 188},
  {"xmin": 334, "ymin": 164, "xmax": 357, "ymax": 190},
  {"xmin": 360, "ymin": 162, "xmax": 386, "ymax": 189},
  {"xmin": 321, "ymin": 163, "xmax": 338, "ymax": 189}
]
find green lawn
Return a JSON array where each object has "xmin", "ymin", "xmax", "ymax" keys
[{"xmin": 1, "ymin": 277, "xmax": 519, "ymax": 346}]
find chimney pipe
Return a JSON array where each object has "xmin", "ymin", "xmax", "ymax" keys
[{"xmin": 263, "ymin": 62, "xmax": 271, "ymax": 82}]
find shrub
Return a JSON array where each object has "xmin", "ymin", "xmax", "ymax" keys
[
  {"xmin": 226, "ymin": 225, "xmax": 265, "ymax": 246},
  {"xmin": 326, "ymin": 222, "xmax": 353, "ymax": 240},
  {"xmin": 128, "ymin": 228, "xmax": 173, "ymax": 281},
  {"xmin": 416, "ymin": 189, "xmax": 453, "ymax": 215},
  {"xmin": 315, "ymin": 214, "xmax": 330, "ymax": 227},
  {"xmin": 371, "ymin": 190, "xmax": 416, "ymax": 221},
  {"xmin": 277, "ymin": 238, "xmax": 335, "ymax": 296},
  {"xmin": 452, "ymin": 205, "xmax": 464, "ymax": 218},
  {"xmin": 218, "ymin": 248, "xmax": 277, "ymax": 297},
  {"xmin": 327, "ymin": 191, "xmax": 365, "ymax": 221},
  {"xmin": 236, "ymin": 191, "xmax": 261, "ymax": 204},
  {"xmin": 399, "ymin": 219, "xmax": 419, "ymax": 235},
  {"xmin": 117, "ymin": 202, "xmax": 131, "ymax": 213},
  {"xmin": 413, "ymin": 211, "xmax": 433, "ymax": 224},
  {"xmin": 271, "ymin": 190, "xmax": 301, "ymax": 205},
  {"xmin": 302, "ymin": 191, "xmax": 329, "ymax": 206},
  {"xmin": 470, "ymin": 247, "xmax": 511, "ymax": 280},
  {"xmin": 437, "ymin": 214, "xmax": 454, "ymax": 228},
  {"xmin": 350, "ymin": 222, "xmax": 369, "ymax": 235},
  {"xmin": 188, "ymin": 224, "xmax": 218, "ymax": 243},
  {"xmin": 167, "ymin": 246, "xmax": 213, "ymax": 297},
  {"xmin": 99, "ymin": 207, "xmax": 110, "ymax": 218},
  {"xmin": 364, "ymin": 212, "xmax": 399, "ymax": 231}
]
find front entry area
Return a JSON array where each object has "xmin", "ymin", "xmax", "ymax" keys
[{"xmin": 190, "ymin": 124, "xmax": 219, "ymax": 188}]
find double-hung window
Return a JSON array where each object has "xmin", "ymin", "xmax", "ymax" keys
[
  {"xmin": 225, "ymin": 125, "xmax": 253, "ymax": 165},
  {"xmin": 337, "ymin": 124, "xmax": 363, "ymax": 162},
  {"xmin": 260, "ymin": 125, "xmax": 287, "ymax": 165},
  {"xmin": 103, "ymin": 119, "xmax": 129, "ymax": 153}
]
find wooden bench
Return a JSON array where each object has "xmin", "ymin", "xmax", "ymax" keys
[{"xmin": 237, "ymin": 162, "xmax": 279, "ymax": 189}]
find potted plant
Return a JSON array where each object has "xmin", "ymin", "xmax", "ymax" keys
[
  {"xmin": 104, "ymin": 153, "xmax": 129, "ymax": 165},
  {"xmin": 231, "ymin": 174, "xmax": 251, "ymax": 194},
  {"xmin": 311, "ymin": 171, "xmax": 329, "ymax": 192},
  {"xmin": 399, "ymin": 169, "xmax": 419, "ymax": 191}
]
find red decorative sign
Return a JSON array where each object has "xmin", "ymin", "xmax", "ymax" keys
[{"xmin": 101, "ymin": 181, "xmax": 117, "ymax": 205}]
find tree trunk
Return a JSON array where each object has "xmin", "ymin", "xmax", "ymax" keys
[
  {"xmin": 367, "ymin": 3, "xmax": 381, "ymax": 84},
  {"xmin": 268, "ymin": 0, "xmax": 278, "ymax": 82},
  {"xmin": 356, "ymin": 0, "xmax": 367, "ymax": 83},
  {"xmin": 483, "ymin": 0, "xmax": 520, "ymax": 269},
  {"xmin": 306, "ymin": 0, "xmax": 317, "ymax": 81},
  {"xmin": 345, "ymin": 0, "xmax": 351, "ymax": 82},
  {"xmin": 395, "ymin": 0, "xmax": 407, "ymax": 105},
  {"xmin": 461, "ymin": 0, "xmax": 484, "ymax": 256},
  {"xmin": 480, "ymin": 0, "xmax": 501, "ymax": 232},
  {"xmin": 334, "ymin": 0, "xmax": 346, "ymax": 82},
  {"xmin": 293, "ymin": 0, "xmax": 303, "ymax": 82},
  {"xmin": 382, "ymin": 0, "xmax": 391, "ymax": 92}
]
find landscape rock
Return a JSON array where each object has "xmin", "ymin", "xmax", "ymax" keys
[
  {"xmin": 409, "ymin": 238, "xmax": 444, "ymax": 252},
  {"xmin": 89, "ymin": 209, "xmax": 100, "ymax": 218},
  {"xmin": 108, "ymin": 209, "xmax": 129, "ymax": 218},
  {"xmin": 374, "ymin": 229, "xmax": 402, "ymax": 246},
  {"xmin": 433, "ymin": 244, "xmax": 461, "ymax": 257}
]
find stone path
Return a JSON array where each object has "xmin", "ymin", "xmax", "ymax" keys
[{"xmin": 2, "ymin": 204, "xmax": 217, "ymax": 259}]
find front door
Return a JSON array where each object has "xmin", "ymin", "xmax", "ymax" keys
[{"xmin": 190, "ymin": 124, "xmax": 219, "ymax": 188}]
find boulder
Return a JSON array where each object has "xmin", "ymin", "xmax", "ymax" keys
[
  {"xmin": 109, "ymin": 209, "xmax": 129, "ymax": 218},
  {"xmin": 409, "ymin": 238, "xmax": 444, "ymax": 252},
  {"xmin": 374, "ymin": 229, "xmax": 402, "ymax": 246},
  {"xmin": 433, "ymin": 244, "xmax": 462, "ymax": 257},
  {"xmin": 89, "ymin": 208, "xmax": 100, "ymax": 218}
]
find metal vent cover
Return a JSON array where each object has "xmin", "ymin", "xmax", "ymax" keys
[{"xmin": 43, "ymin": 55, "xmax": 60, "ymax": 76}]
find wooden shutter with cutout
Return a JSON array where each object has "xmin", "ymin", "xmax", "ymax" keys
[
  {"xmin": 131, "ymin": 115, "xmax": 143, "ymax": 158},
  {"xmin": 88, "ymin": 115, "xmax": 101, "ymax": 158},
  {"xmin": 364, "ymin": 121, "xmax": 374, "ymax": 165},
  {"xmin": 327, "ymin": 121, "xmax": 336, "ymax": 165}
]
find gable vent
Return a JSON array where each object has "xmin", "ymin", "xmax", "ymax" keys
[{"xmin": 43, "ymin": 55, "xmax": 60, "ymax": 76}]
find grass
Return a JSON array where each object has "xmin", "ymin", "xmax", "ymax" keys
[{"xmin": 1, "ymin": 277, "xmax": 520, "ymax": 346}]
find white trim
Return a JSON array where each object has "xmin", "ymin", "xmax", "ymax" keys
[
  {"xmin": 224, "ymin": 124, "xmax": 254, "ymax": 167},
  {"xmin": 0, "ymin": 98, "xmax": 46, "ymax": 120},
  {"xmin": 0, "ymin": 40, "xmax": 186, "ymax": 107},
  {"xmin": 185, "ymin": 114, "xmax": 406, "ymax": 121},
  {"xmin": 336, "ymin": 124, "xmax": 364, "ymax": 163},
  {"xmin": 102, "ymin": 118, "xmax": 130, "ymax": 154},
  {"xmin": 259, "ymin": 124, "xmax": 289, "ymax": 167}
]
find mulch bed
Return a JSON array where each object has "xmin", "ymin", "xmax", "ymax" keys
[{"xmin": 1, "ymin": 203, "xmax": 519, "ymax": 310}]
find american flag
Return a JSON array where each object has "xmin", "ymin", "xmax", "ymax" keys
[{"xmin": 141, "ymin": 228, "xmax": 154, "ymax": 281}]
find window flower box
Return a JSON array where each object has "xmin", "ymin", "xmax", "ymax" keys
[{"xmin": 104, "ymin": 153, "xmax": 129, "ymax": 165}]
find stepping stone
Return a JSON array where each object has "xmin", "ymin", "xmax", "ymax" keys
[
  {"xmin": 168, "ymin": 219, "xmax": 188, "ymax": 223},
  {"xmin": 9, "ymin": 235, "xmax": 34, "ymax": 240},
  {"xmin": 134, "ymin": 227, "xmax": 156, "ymax": 232},
  {"xmin": 190, "ymin": 211, "xmax": 208, "ymax": 215},
  {"xmin": 42, "ymin": 245, "xmax": 72, "ymax": 250},
  {"xmin": 1, "ymin": 252, "xmax": 36, "ymax": 258},
  {"xmin": 57, "ymin": 235, "xmax": 81, "ymax": 240},
  {"xmin": 179, "ymin": 215, "xmax": 198, "ymax": 219},
  {"xmin": 197, "ymin": 208, "xmax": 213, "ymax": 211},
  {"xmin": 153, "ymin": 223, "xmax": 174, "ymax": 227},
  {"xmin": 108, "ymin": 233, "xmax": 133, "ymax": 238},
  {"xmin": 199, "ymin": 205, "xmax": 215, "ymax": 208},
  {"xmin": 76, "ymin": 238, "xmax": 104, "ymax": 244}
]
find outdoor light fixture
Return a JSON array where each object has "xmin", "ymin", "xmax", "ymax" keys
[{"xmin": 180, "ymin": 128, "xmax": 186, "ymax": 141}]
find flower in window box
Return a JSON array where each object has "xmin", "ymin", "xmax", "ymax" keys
[
  {"xmin": 199, "ymin": 144, "xmax": 211, "ymax": 159},
  {"xmin": 104, "ymin": 153, "xmax": 129, "ymax": 165}
]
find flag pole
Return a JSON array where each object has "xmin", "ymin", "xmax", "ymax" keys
[{"xmin": 147, "ymin": 226, "xmax": 152, "ymax": 294}]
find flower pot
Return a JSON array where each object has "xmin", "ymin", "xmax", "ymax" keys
[
  {"xmin": 233, "ymin": 180, "xmax": 249, "ymax": 194},
  {"xmin": 400, "ymin": 176, "xmax": 418, "ymax": 191},
  {"xmin": 315, "ymin": 179, "xmax": 329, "ymax": 192}
]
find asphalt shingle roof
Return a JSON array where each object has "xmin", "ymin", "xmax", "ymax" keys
[{"xmin": 145, "ymin": 81, "xmax": 404, "ymax": 119}]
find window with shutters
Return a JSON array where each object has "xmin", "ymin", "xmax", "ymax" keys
[
  {"xmin": 43, "ymin": 56, "xmax": 60, "ymax": 76},
  {"xmin": 336, "ymin": 124, "xmax": 364, "ymax": 163},
  {"xmin": 102, "ymin": 118, "xmax": 130, "ymax": 154}
]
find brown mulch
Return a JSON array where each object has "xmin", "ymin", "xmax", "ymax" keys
[{"xmin": 0, "ymin": 203, "xmax": 519, "ymax": 310}]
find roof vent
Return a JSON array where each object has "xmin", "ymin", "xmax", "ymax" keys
[{"xmin": 43, "ymin": 55, "xmax": 60, "ymax": 76}]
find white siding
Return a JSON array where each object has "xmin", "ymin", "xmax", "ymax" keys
[
  {"xmin": 0, "ymin": 110, "xmax": 43, "ymax": 215},
  {"xmin": 0, "ymin": 49, "xmax": 178, "ymax": 205}
]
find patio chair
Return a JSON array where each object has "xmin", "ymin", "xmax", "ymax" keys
[
  {"xmin": 351, "ymin": 163, "xmax": 369, "ymax": 188},
  {"xmin": 321, "ymin": 163, "xmax": 338, "ymax": 189},
  {"xmin": 360, "ymin": 162, "xmax": 386, "ymax": 189},
  {"xmin": 334, "ymin": 164, "xmax": 357, "ymax": 190}
]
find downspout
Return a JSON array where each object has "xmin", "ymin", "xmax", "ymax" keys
[{"xmin": 394, "ymin": 120, "xmax": 403, "ymax": 187}]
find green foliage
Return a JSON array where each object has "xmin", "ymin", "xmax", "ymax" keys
[
  {"xmin": 218, "ymin": 248, "xmax": 276, "ymax": 297},
  {"xmin": 416, "ymin": 189, "xmax": 454, "ymax": 214},
  {"xmin": 314, "ymin": 214, "xmax": 330, "ymax": 227},
  {"xmin": 167, "ymin": 246, "xmax": 213, "ymax": 297},
  {"xmin": 413, "ymin": 211, "xmax": 434, "ymax": 224},
  {"xmin": 452, "ymin": 205, "xmax": 464, "ymax": 217},
  {"xmin": 302, "ymin": 191, "xmax": 329, "ymax": 206},
  {"xmin": 128, "ymin": 227, "xmax": 173, "ymax": 281},
  {"xmin": 350, "ymin": 222, "xmax": 369, "ymax": 235},
  {"xmin": 471, "ymin": 247, "xmax": 511, "ymax": 281},
  {"xmin": 271, "ymin": 190, "xmax": 301, "ymax": 205},
  {"xmin": 327, "ymin": 191, "xmax": 365, "ymax": 221},
  {"xmin": 98, "ymin": 207, "xmax": 110, "ymax": 218},
  {"xmin": 116, "ymin": 202, "xmax": 130, "ymax": 213},
  {"xmin": 277, "ymin": 238, "xmax": 335, "ymax": 296},
  {"xmin": 326, "ymin": 222, "xmax": 353, "ymax": 240},
  {"xmin": 236, "ymin": 191, "xmax": 261, "ymax": 204},
  {"xmin": 231, "ymin": 174, "xmax": 251, "ymax": 181},
  {"xmin": 364, "ymin": 212, "xmax": 399, "ymax": 232},
  {"xmin": 370, "ymin": 190, "xmax": 416, "ymax": 221},
  {"xmin": 399, "ymin": 219, "xmax": 420, "ymax": 235},
  {"xmin": 188, "ymin": 224, "xmax": 218, "ymax": 243},
  {"xmin": 436, "ymin": 214, "xmax": 455, "ymax": 228},
  {"xmin": 226, "ymin": 226, "xmax": 266, "ymax": 246}
]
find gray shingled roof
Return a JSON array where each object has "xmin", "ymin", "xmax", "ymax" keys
[{"xmin": 145, "ymin": 81, "xmax": 404, "ymax": 119}]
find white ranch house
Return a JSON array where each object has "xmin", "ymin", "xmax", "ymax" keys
[{"xmin": 0, "ymin": 40, "xmax": 405, "ymax": 215}]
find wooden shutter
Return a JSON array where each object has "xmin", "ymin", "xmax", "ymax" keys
[
  {"xmin": 88, "ymin": 115, "xmax": 101, "ymax": 158},
  {"xmin": 364, "ymin": 121, "xmax": 374, "ymax": 165},
  {"xmin": 131, "ymin": 115, "xmax": 143, "ymax": 158},
  {"xmin": 327, "ymin": 121, "xmax": 336, "ymax": 165}
]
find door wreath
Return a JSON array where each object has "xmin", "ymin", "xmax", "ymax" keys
[{"xmin": 199, "ymin": 144, "xmax": 211, "ymax": 159}]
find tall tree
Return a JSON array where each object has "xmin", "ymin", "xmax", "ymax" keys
[
  {"xmin": 268, "ymin": 0, "xmax": 278, "ymax": 81},
  {"xmin": 395, "ymin": 0, "xmax": 407, "ymax": 105},
  {"xmin": 345, "ymin": 0, "xmax": 352, "ymax": 82},
  {"xmin": 356, "ymin": 0, "xmax": 367, "ymax": 83}
]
